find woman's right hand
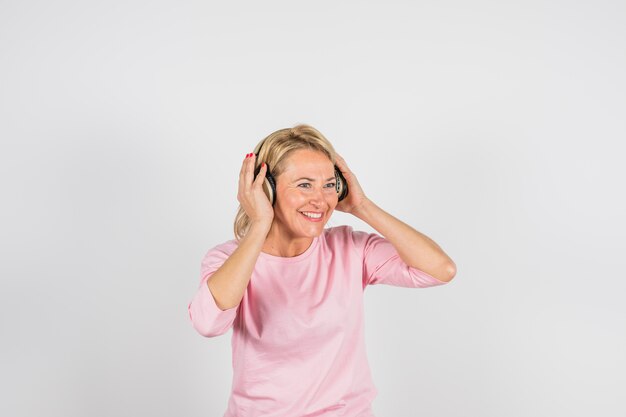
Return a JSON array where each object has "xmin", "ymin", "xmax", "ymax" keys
[{"xmin": 238, "ymin": 153, "xmax": 274, "ymax": 229}]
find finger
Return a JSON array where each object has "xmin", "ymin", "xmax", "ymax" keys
[
  {"xmin": 240, "ymin": 153, "xmax": 254, "ymax": 179},
  {"xmin": 335, "ymin": 155, "xmax": 349, "ymax": 173},
  {"xmin": 239, "ymin": 153, "xmax": 254, "ymax": 195},
  {"xmin": 243, "ymin": 153, "xmax": 256, "ymax": 189},
  {"xmin": 253, "ymin": 162, "xmax": 267, "ymax": 188}
]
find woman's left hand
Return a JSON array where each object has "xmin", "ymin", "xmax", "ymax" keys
[{"xmin": 334, "ymin": 153, "xmax": 370, "ymax": 215}]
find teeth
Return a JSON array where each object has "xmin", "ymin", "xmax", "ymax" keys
[{"xmin": 300, "ymin": 211, "xmax": 322, "ymax": 219}]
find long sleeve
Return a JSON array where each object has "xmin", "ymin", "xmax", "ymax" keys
[
  {"xmin": 188, "ymin": 243, "xmax": 239, "ymax": 338},
  {"xmin": 350, "ymin": 227, "xmax": 449, "ymax": 289}
]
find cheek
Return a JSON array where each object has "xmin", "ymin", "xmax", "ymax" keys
[
  {"xmin": 288, "ymin": 192, "xmax": 307, "ymax": 206},
  {"xmin": 278, "ymin": 191, "xmax": 305, "ymax": 211}
]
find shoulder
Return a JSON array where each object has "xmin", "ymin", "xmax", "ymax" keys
[
  {"xmin": 322, "ymin": 225, "xmax": 376, "ymax": 254},
  {"xmin": 201, "ymin": 239, "xmax": 239, "ymax": 267},
  {"xmin": 323, "ymin": 224, "xmax": 353, "ymax": 242}
]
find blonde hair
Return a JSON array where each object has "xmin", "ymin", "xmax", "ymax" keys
[{"xmin": 233, "ymin": 124, "xmax": 338, "ymax": 241}]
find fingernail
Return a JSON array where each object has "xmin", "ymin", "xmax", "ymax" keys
[
  {"xmin": 245, "ymin": 153, "xmax": 250, "ymax": 158},
  {"xmin": 262, "ymin": 162, "xmax": 265, "ymax": 167}
]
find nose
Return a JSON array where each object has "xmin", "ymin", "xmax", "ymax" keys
[{"xmin": 309, "ymin": 185, "xmax": 325, "ymax": 207}]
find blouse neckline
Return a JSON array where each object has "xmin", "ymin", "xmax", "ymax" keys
[{"xmin": 258, "ymin": 234, "xmax": 320, "ymax": 263}]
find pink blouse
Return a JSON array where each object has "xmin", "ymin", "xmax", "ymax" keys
[{"xmin": 188, "ymin": 225, "xmax": 449, "ymax": 417}]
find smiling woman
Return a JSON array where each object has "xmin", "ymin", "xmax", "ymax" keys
[
  {"xmin": 188, "ymin": 124, "xmax": 456, "ymax": 417},
  {"xmin": 233, "ymin": 124, "xmax": 348, "ymax": 247}
]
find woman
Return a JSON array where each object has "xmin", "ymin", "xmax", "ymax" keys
[{"xmin": 188, "ymin": 124, "xmax": 456, "ymax": 417}]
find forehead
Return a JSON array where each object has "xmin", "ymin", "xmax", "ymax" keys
[{"xmin": 282, "ymin": 149, "xmax": 334, "ymax": 178}]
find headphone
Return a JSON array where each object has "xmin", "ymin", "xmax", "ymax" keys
[{"xmin": 252, "ymin": 139, "xmax": 349, "ymax": 206}]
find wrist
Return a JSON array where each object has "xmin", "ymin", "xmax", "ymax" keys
[
  {"xmin": 352, "ymin": 198, "xmax": 375, "ymax": 220},
  {"xmin": 248, "ymin": 220, "xmax": 272, "ymax": 236}
]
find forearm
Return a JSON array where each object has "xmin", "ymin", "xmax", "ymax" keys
[
  {"xmin": 352, "ymin": 198, "xmax": 456, "ymax": 282},
  {"xmin": 207, "ymin": 223, "xmax": 270, "ymax": 310}
]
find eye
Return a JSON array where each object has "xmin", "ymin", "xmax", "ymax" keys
[
  {"xmin": 298, "ymin": 183, "xmax": 311, "ymax": 188},
  {"xmin": 325, "ymin": 182, "xmax": 336, "ymax": 188}
]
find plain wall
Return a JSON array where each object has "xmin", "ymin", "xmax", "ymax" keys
[{"xmin": 1, "ymin": 1, "xmax": 624, "ymax": 416}]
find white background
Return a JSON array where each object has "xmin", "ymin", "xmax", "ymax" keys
[{"xmin": 1, "ymin": 1, "xmax": 625, "ymax": 416}]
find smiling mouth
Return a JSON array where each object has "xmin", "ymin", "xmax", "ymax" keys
[{"xmin": 299, "ymin": 211, "xmax": 324, "ymax": 221}]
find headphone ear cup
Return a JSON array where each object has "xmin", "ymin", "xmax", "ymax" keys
[
  {"xmin": 254, "ymin": 161, "xmax": 277, "ymax": 206},
  {"xmin": 334, "ymin": 165, "xmax": 349, "ymax": 202},
  {"xmin": 263, "ymin": 175, "xmax": 276, "ymax": 206}
]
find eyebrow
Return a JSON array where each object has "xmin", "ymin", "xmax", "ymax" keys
[{"xmin": 294, "ymin": 176, "xmax": 336, "ymax": 182}]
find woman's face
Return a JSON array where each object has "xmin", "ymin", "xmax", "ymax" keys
[{"xmin": 272, "ymin": 149, "xmax": 338, "ymax": 240}]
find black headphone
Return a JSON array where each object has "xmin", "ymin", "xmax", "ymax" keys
[{"xmin": 252, "ymin": 140, "xmax": 349, "ymax": 206}]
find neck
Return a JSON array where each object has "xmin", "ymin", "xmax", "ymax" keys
[{"xmin": 262, "ymin": 225, "xmax": 315, "ymax": 257}]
